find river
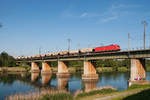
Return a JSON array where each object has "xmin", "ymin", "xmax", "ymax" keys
[{"xmin": 0, "ymin": 72, "xmax": 150, "ymax": 100}]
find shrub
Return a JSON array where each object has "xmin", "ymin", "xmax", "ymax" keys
[{"xmin": 39, "ymin": 93, "xmax": 73, "ymax": 100}]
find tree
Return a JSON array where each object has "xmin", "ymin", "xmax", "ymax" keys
[{"xmin": 0, "ymin": 52, "xmax": 16, "ymax": 67}]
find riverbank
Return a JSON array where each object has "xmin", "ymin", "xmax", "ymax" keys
[
  {"xmin": 7, "ymin": 84, "xmax": 150, "ymax": 100},
  {"xmin": 52, "ymin": 67, "xmax": 130, "ymax": 73},
  {"xmin": 1, "ymin": 66, "xmax": 150, "ymax": 73},
  {"xmin": 82, "ymin": 84, "xmax": 150, "ymax": 100},
  {"xmin": 0, "ymin": 67, "xmax": 26, "ymax": 72},
  {"xmin": 6, "ymin": 86, "xmax": 118, "ymax": 100},
  {"xmin": 2, "ymin": 71, "xmax": 150, "ymax": 100}
]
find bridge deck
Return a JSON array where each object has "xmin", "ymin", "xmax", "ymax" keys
[{"xmin": 17, "ymin": 49, "xmax": 150, "ymax": 62}]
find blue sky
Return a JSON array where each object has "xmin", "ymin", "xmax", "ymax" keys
[{"xmin": 0, "ymin": 0, "xmax": 150, "ymax": 57}]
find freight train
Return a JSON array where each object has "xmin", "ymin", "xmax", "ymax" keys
[{"xmin": 17, "ymin": 44, "xmax": 120, "ymax": 59}]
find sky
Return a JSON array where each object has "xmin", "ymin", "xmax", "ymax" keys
[{"xmin": 0, "ymin": 0, "xmax": 150, "ymax": 57}]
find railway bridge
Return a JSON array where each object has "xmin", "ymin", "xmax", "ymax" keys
[{"xmin": 17, "ymin": 49, "xmax": 150, "ymax": 83}]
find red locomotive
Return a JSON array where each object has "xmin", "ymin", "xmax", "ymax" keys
[{"xmin": 94, "ymin": 44, "xmax": 120, "ymax": 52}]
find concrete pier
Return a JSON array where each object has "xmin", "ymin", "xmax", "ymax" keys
[
  {"xmin": 41, "ymin": 62, "xmax": 52, "ymax": 74},
  {"xmin": 130, "ymin": 58, "xmax": 146, "ymax": 81},
  {"xmin": 57, "ymin": 61, "xmax": 70, "ymax": 77},
  {"xmin": 82, "ymin": 60, "xmax": 98, "ymax": 80},
  {"xmin": 129, "ymin": 58, "xmax": 149, "ymax": 86},
  {"xmin": 30, "ymin": 62, "xmax": 40, "ymax": 73}
]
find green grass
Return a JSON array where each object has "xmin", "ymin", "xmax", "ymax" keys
[
  {"xmin": 96, "ymin": 67, "xmax": 129, "ymax": 72},
  {"xmin": 38, "ymin": 89, "xmax": 117, "ymax": 100},
  {"xmin": 76, "ymin": 89, "xmax": 118, "ymax": 98},
  {"xmin": 117, "ymin": 67, "xmax": 129, "ymax": 72},
  {"xmin": 146, "ymin": 66, "xmax": 150, "ymax": 72},
  {"xmin": 112, "ymin": 88, "xmax": 150, "ymax": 100},
  {"xmin": 123, "ymin": 88, "xmax": 150, "ymax": 100},
  {"xmin": 39, "ymin": 93, "xmax": 73, "ymax": 100},
  {"xmin": 128, "ymin": 84, "xmax": 150, "ymax": 90},
  {"xmin": 111, "ymin": 84, "xmax": 150, "ymax": 100},
  {"xmin": 97, "ymin": 67, "xmax": 114, "ymax": 72}
]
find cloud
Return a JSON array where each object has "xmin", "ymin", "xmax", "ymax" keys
[
  {"xmin": 61, "ymin": 3, "xmax": 142, "ymax": 23},
  {"xmin": 80, "ymin": 12, "xmax": 88, "ymax": 17},
  {"xmin": 111, "ymin": 4, "xmax": 141, "ymax": 10},
  {"xmin": 100, "ymin": 16, "xmax": 118, "ymax": 23},
  {"xmin": 99, "ymin": 4, "xmax": 142, "ymax": 23}
]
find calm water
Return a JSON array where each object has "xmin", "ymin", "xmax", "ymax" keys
[{"xmin": 0, "ymin": 72, "xmax": 150, "ymax": 100}]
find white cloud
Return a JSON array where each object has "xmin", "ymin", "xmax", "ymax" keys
[
  {"xmin": 80, "ymin": 12, "xmax": 88, "ymax": 17},
  {"xmin": 61, "ymin": 3, "xmax": 142, "ymax": 23},
  {"xmin": 110, "ymin": 4, "xmax": 142, "ymax": 11},
  {"xmin": 99, "ymin": 4, "xmax": 142, "ymax": 23},
  {"xmin": 100, "ymin": 16, "xmax": 118, "ymax": 23}
]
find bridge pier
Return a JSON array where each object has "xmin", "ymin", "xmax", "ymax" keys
[
  {"xmin": 83, "ymin": 79, "xmax": 98, "ymax": 92},
  {"xmin": 57, "ymin": 61, "xmax": 70, "ymax": 77},
  {"xmin": 129, "ymin": 58, "xmax": 149, "ymax": 86},
  {"xmin": 82, "ymin": 60, "xmax": 98, "ymax": 80},
  {"xmin": 130, "ymin": 58, "xmax": 146, "ymax": 81},
  {"xmin": 41, "ymin": 62, "xmax": 52, "ymax": 74},
  {"xmin": 30, "ymin": 62, "xmax": 40, "ymax": 73}
]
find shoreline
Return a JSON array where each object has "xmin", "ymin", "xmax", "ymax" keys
[{"xmin": 1, "ymin": 66, "xmax": 150, "ymax": 73}]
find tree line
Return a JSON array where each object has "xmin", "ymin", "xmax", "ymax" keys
[
  {"xmin": 1, "ymin": 51, "xmax": 150, "ymax": 70},
  {"xmin": 0, "ymin": 52, "xmax": 16, "ymax": 67}
]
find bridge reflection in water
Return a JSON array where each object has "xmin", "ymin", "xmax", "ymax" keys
[
  {"xmin": 57, "ymin": 74, "xmax": 69, "ymax": 91},
  {"xmin": 31, "ymin": 72, "xmax": 99, "ymax": 92},
  {"xmin": 41, "ymin": 73, "xmax": 52, "ymax": 85},
  {"xmin": 3, "ymin": 72, "xmax": 150, "ymax": 100},
  {"xmin": 31, "ymin": 72, "xmax": 39, "ymax": 82},
  {"xmin": 83, "ymin": 79, "xmax": 98, "ymax": 92},
  {"xmin": 30, "ymin": 71, "xmax": 150, "ymax": 93},
  {"xmin": 31, "ymin": 72, "xmax": 70, "ymax": 91}
]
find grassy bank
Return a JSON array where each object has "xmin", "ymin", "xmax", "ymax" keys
[
  {"xmin": 115, "ymin": 88, "xmax": 150, "ymax": 100},
  {"xmin": 39, "ymin": 93, "xmax": 73, "ymax": 100},
  {"xmin": 6, "ymin": 84, "xmax": 150, "ymax": 100},
  {"xmin": 38, "ymin": 88, "xmax": 117, "ymax": 100},
  {"xmin": 0, "ymin": 67, "xmax": 27, "ymax": 72},
  {"xmin": 7, "ymin": 87, "xmax": 117, "ymax": 100},
  {"xmin": 51, "ymin": 67, "xmax": 129, "ymax": 73},
  {"xmin": 68, "ymin": 67, "xmax": 129, "ymax": 73},
  {"xmin": 110, "ymin": 84, "xmax": 150, "ymax": 100},
  {"xmin": 2, "ymin": 65, "xmax": 149, "ymax": 73},
  {"xmin": 74, "ymin": 84, "xmax": 150, "ymax": 100}
]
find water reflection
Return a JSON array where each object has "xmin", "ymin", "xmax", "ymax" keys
[
  {"xmin": 1, "ymin": 72, "xmax": 150, "ymax": 100},
  {"xmin": 31, "ymin": 72, "xmax": 39, "ymax": 82},
  {"xmin": 57, "ymin": 75, "xmax": 69, "ymax": 91},
  {"xmin": 41, "ymin": 73, "xmax": 52, "ymax": 85},
  {"xmin": 82, "ymin": 79, "xmax": 98, "ymax": 92}
]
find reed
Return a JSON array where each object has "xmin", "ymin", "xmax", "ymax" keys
[{"xmin": 6, "ymin": 88, "xmax": 71, "ymax": 100}]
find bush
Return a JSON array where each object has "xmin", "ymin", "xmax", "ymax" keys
[
  {"xmin": 39, "ymin": 93, "xmax": 73, "ymax": 100},
  {"xmin": 102, "ymin": 67, "xmax": 113, "ymax": 72},
  {"xmin": 128, "ymin": 84, "xmax": 150, "ymax": 90},
  {"xmin": 118, "ymin": 67, "xmax": 128, "ymax": 72},
  {"xmin": 76, "ymin": 89, "xmax": 118, "ymax": 98}
]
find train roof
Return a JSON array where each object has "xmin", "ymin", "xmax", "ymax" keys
[{"xmin": 96, "ymin": 44, "xmax": 120, "ymax": 48}]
